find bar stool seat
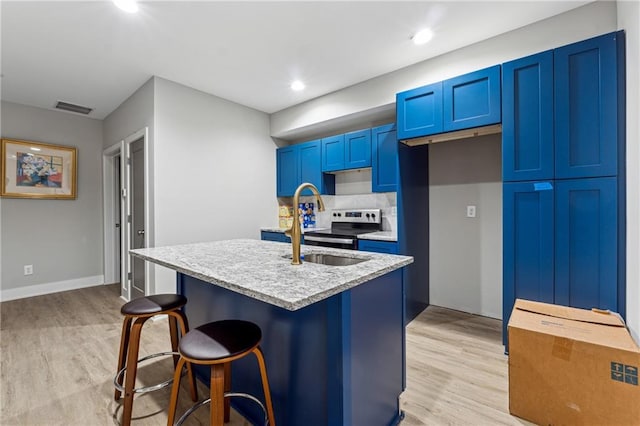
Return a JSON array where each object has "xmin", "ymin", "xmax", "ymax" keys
[
  {"xmin": 114, "ymin": 294, "xmax": 198, "ymax": 426},
  {"xmin": 167, "ymin": 320, "xmax": 276, "ymax": 426},
  {"xmin": 121, "ymin": 294, "xmax": 188, "ymax": 316}
]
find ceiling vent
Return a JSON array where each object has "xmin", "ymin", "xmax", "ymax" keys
[{"xmin": 55, "ymin": 101, "xmax": 93, "ymax": 115}]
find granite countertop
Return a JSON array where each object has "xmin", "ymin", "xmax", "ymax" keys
[
  {"xmin": 130, "ymin": 239, "xmax": 412, "ymax": 311},
  {"xmin": 260, "ymin": 227, "xmax": 327, "ymax": 234},
  {"xmin": 357, "ymin": 231, "xmax": 397, "ymax": 242}
]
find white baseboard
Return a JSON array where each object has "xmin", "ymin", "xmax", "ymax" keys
[{"xmin": 0, "ymin": 275, "xmax": 105, "ymax": 302}]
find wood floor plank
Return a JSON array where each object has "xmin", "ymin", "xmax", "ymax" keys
[{"xmin": 1, "ymin": 284, "xmax": 530, "ymax": 425}]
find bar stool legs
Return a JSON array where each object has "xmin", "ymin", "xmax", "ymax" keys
[
  {"xmin": 166, "ymin": 320, "xmax": 276, "ymax": 426},
  {"xmin": 114, "ymin": 294, "xmax": 198, "ymax": 426},
  {"xmin": 253, "ymin": 346, "xmax": 276, "ymax": 426}
]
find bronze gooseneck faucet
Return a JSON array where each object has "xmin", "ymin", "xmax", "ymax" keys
[{"xmin": 285, "ymin": 182, "xmax": 325, "ymax": 265}]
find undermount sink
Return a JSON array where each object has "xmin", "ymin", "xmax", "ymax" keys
[{"xmin": 283, "ymin": 253, "xmax": 370, "ymax": 266}]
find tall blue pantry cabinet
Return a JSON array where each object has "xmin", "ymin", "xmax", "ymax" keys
[{"xmin": 502, "ymin": 31, "xmax": 626, "ymax": 344}]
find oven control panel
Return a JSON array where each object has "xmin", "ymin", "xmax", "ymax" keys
[{"xmin": 331, "ymin": 209, "xmax": 381, "ymax": 224}]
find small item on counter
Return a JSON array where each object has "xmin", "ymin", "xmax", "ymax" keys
[
  {"xmin": 279, "ymin": 204, "xmax": 294, "ymax": 229},
  {"xmin": 300, "ymin": 202, "xmax": 316, "ymax": 228}
]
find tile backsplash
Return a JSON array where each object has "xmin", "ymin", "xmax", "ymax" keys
[{"xmin": 299, "ymin": 192, "xmax": 397, "ymax": 233}]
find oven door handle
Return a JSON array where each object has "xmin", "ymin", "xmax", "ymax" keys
[{"xmin": 304, "ymin": 235, "xmax": 355, "ymax": 245}]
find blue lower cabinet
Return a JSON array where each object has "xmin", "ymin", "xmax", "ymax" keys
[
  {"xmin": 502, "ymin": 181, "xmax": 555, "ymax": 345},
  {"xmin": 554, "ymin": 177, "xmax": 617, "ymax": 311},
  {"xmin": 502, "ymin": 177, "xmax": 619, "ymax": 348},
  {"xmin": 260, "ymin": 231, "xmax": 291, "ymax": 243},
  {"xmin": 358, "ymin": 239, "xmax": 398, "ymax": 254}
]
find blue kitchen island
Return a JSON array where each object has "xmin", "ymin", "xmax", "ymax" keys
[{"xmin": 131, "ymin": 239, "xmax": 413, "ymax": 426}]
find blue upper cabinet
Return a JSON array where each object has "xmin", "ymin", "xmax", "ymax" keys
[
  {"xmin": 371, "ymin": 124, "xmax": 398, "ymax": 193},
  {"xmin": 277, "ymin": 140, "xmax": 334, "ymax": 197},
  {"xmin": 554, "ymin": 32, "xmax": 620, "ymax": 179},
  {"xmin": 443, "ymin": 65, "xmax": 501, "ymax": 132},
  {"xmin": 299, "ymin": 140, "xmax": 325, "ymax": 196},
  {"xmin": 554, "ymin": 177, "xmax": 617, "ymax": 311},
  {"xmin": 276, "ymin": 146, "xmax": 298, "ymax": 197},
  {"xmin": 322, "ymin": 129, "xmax": 371, "ymax": 172},
  {"xmin": 396, "ymin": 65, "xmax": 501, "ymax": 140},
  {"xmin": 502, "ymin": 51, "xmax": 554, "ymax": 182},
  {"xmin": 321, "ymin": 134, "xmax": 345, "ymax": 172},
  {"xmin": 344, "ymin": 129, "xmax": 372, "ymax": 169},
  {"xmin": 396, "ymin": 82, "xmax": 443, "ymax": 140}
]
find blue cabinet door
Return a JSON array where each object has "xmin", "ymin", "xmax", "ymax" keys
[
  {"xmin": 344, "ymin": 129, "xmax": 371, "ymax": 169},
  {"xmin": 358, "ymin": 240, "xmax": 398, "ymax": 254},
  {"xmin": 554, "ymin": 177, "xmax": 617, "ymax": 311},
  {"xmin": 277, "ymin": 146, "xmax": 298, "ymax": 197},
  {"xmin": 278, "ymin": 141, "xmax": 333, "ymax": 197},
  {"xmin": 443, "ymin": 65, "xmax": 501, "ymax": 132},
  {"xmin": 502, "ymin": 181, "xmax": 555, "ymax": 344},
  {"xmin": 554, "ymin": 32, "xmax": 619, "ymax": 179},
  {"xmin": 322, "ymin": 135, "xmax": 345, "ymax": 172},
  {"xmin": 299, "ymin": 140, "xmax": 324, "ymax": 196},
  {"xmin": 502, "ymin": 51, "xmax": 554, "ymax": 182},
  {"xmin": 371, "ymin": 123, "xmax": 398, "ymax": 193},
  {"xmin": 261, "ymin": 231, "xmax": 290, "ymax": 243},
  {"xmin": 396, "ymin": 82, "xmax": 443, "ymax": 140}
]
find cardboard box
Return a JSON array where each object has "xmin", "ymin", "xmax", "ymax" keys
[{"xmin": 508, "ymin": 299, "xmax": 639, "ymax": 426}]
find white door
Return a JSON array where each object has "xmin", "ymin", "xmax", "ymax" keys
[
  {"xmin": 129, "ymin": 138, "xmax": 145, "ymax": 299},
  {"xmin": 102, "ymin": 128, "xmax": 149, "ymax": 301}
]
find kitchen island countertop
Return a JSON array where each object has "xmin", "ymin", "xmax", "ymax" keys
[{"xmin": 130, "ymin": 238, "xmax": 412, "ymax": 311}]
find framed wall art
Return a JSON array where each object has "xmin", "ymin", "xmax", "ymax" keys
[{"xmin": 1, "ymin": 138, "xmax": 77, "ymax": 199}]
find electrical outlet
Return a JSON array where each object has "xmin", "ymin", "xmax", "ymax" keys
[
  {"xmin": 391, "ymin": 206, "xmax": 397, "ymax": 216},
  {"xmin": 466, "ymin": 205, "xmax": 477, "ymax": 218},
  {"xmin": 24, "ymin": 265, "xmax": 33, "ymax": 275}
]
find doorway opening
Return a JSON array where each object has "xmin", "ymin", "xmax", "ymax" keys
[{"xmin": 102, "ymin": 128, "xmax": 150, "ymax": 301}]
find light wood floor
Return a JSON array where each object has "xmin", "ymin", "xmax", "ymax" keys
[{"xmin": 1, "ymin": 284, "xmax": 530, "ymax": 425}]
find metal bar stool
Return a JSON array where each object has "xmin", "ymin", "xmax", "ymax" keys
[
  {"xmin": 114, "ymin": 294, "xmax": 198, "ymax": 426},
  {"xmin": 166, "ymin": 320, "xmax": 276, "ymax": 426}
]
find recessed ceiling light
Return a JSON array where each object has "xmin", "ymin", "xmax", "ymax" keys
[
  {"xmin": 291, "ymin": 80, "xmax": 305, "ymax": 91},
  {"xmin": 412, "ymin": 28, "xmax": 433, "ymax": 45},
  {"xmin": 113, "ymin": 0, "xmax": 138, "ymax": 13},
  {"xmin": 30, "ymin": 147, "xmax": 42, "ymax": 152}
]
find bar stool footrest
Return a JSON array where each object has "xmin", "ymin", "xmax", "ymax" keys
[
  {"xmin": 114, "ymin": 351, "xmax": 183, "ymax": 395},
  {"xmin": 175, "ymin": 391, "xmax": 269, "ymax": 426}
]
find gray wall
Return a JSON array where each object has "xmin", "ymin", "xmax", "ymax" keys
[
  {"xmin": 152, "ymin": 78, "xmax": 278, "ymax": 294},
  {"xmin": 1, "ymin": 101, "xmax": 104, "ymax": 296},
  {"xmin": 103, "ymin": 77, "xmax": 154, "ymax": 149},
  {"xmin": 618, "ymin": 0, "xmax": 640, "ymax": 343},
  {"xmin": 429, "ymin": 135, "xmax": 502, "ymax": 319}
]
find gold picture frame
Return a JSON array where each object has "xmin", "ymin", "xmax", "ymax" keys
[{"xmin": 1, "ymin": 138, "xmax": 77, "ymax": 199}]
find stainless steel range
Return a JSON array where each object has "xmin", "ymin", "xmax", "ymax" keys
[{"xmin": 303, "ymin": 209, "xmax": 382, "ymax": 250}]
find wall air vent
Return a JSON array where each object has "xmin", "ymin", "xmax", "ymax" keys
[{"xmin": 55, "ymin": 101, "xmax": 93, "ymax": 115}]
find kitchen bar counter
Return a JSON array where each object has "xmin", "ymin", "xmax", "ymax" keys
[
  {"xmin": 131, "ymin": 239, "xmax": 412, "ymax": 426},
  {"xmin": 130, "ymin": 239, "xmax": 411, "ymax": 311},
  {"xmin": 358, "ymin": 230, "xmax": 397, "ymax": 242}
]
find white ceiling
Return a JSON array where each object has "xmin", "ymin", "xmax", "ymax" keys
[{"xmin": 1, "ymin": 1, "xmax": 592, "ymax": 119}]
